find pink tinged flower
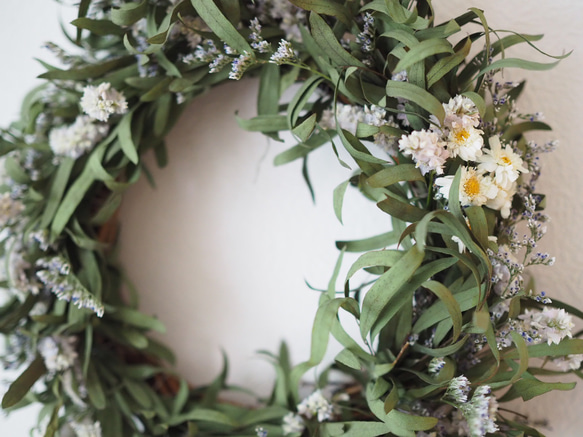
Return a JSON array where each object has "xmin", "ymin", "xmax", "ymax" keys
[
  {"xmin": 443, "ymin": 95, "xmax": 481, "ymax": 130},
  {"xmin": 398, "ymin": 129, "xmax": 449, "ymax": 175},
  {"xmin": 478, "ymin": 136, "xmax": 529, "ymax": 189},
  {"xmin": 80, "ymin": 82, "xmax": 128, "ymax": 122}
]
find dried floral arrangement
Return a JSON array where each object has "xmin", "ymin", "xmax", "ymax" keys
[{"xmin": 0, "ymin": 1, "xmax": 579, "ymax": 436}]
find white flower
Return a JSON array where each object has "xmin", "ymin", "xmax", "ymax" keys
[
  {"xmin": 485, "ymin": 181, "xmax": 516, "ymax": 219},
  {"xmin": 435, "ymin": 167, "xmax": 498, "ymax": 207},
  {"xmin": 552, "ymin": 354, "xmax": 583, "ymax": 371},
  {"xmin": 229, "ymin": 51, "xmax": 254, "ymax": 80},
  {"xmin": 399, "ymin": 129, "xmax": 449, "ymax": 175},
  {"xmin": 297, "ymin": 390, "xmax": 334, "ymax": 422},
  {"xmin": 443, "ymin": 95, "xmax": 481, "ymax": 130},
  {"xmin": 446, "ymin": 125, "xmax": 484, "ymax": 162},
  {"xmin": 282, "ymin": 412, "xmax": 305, "ymax": 435},
  {"xmin": 71, "ymin": 420, "xmax": 102, "ymax": 437},
  {"xmin": 519, "ymin": 307, "xmax": 574, "ymax": 345},
  {"xmin": 49, "ymin": 116, "xmax": 109, "ymax": 159},
  {"xmin": 478, "ymin": 136, "xmax": 529, "ymax": 189},
  {"xmin": 80, "ymin": 82, "xmax": 128, "ymax": 122},
  {"xmin": 38, "ymin": 336, "xmax": 78, "ymax": 373},
  {"xmin": 446, "ymin": 375, "xmax": 471, "ymax": 403},
  {"xmin": 0, "ymin": 192, "xmax": 25, "ymax": 228},
  {"xmin": 320, "ymin": 103, "xmax": 365, "ymax": 133},
  {"xmin": 428, "ymin": 357, "xmax": 446, "ymax": 374}
]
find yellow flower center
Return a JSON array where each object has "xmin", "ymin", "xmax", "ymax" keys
[
  {"xmin": 463, "ymin": 176, "xmax": 480, "ymax": 198},
  {"xmin": 454, "ymin": 129, "xmax": 470, "ymax": 144},
  {"xmin": 501, "ymin": 155, "xmax": 512, "ymax": 165}
]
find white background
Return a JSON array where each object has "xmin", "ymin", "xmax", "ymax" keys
[{"xmin": 0, "ymin": 1, "xmax": 582, "ymax": 435}]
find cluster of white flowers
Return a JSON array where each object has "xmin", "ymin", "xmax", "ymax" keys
[
  {"xmin": 48, "ymin": 116, "xmax": 109, "ymax": 159},
  {"xmin": 270, "ymin": 39, "xmax": 298, "ymax": 65},
  {"xmin": 36, "ymin": 256, "xmax": 104, "ymax": 317},
  {"xmin": 356, "ymin": 13, "xmax": 375, "ymax": 53},
  {"xmin": 282, "ymin": 390, "xmax": 337, "ymax": 435},
  {"xmin": 70, "ymin": 419, "xmax": 102, "ymax": 437},
  {"xmin": 399, "ymin": 130, "xmax": 449, "ymax": 175},
  {"xmin": 320, "ymin": 103, "xmax": 400, "ymax": 154},
  {"xmin": 249, "ymin": 18, "xmax": 270, "ymax": 53},
  {"xmin": 428, "ymin": 357, "xmax": 446, "ymax": 374},
  {"xmin": 445, "ymin": 375, "xmax": 471, "ymax": 403},
  {"xmin": 38, "ymin": 335, "xmax": 78, "ymax": 373},
  {"xmin": 496, "ymin": 307, "xmax": 574, "ymax": 348},
  {"xmin": 452, "ymin": 385, "xmax": 499, "ymax": 437},
  {"xmin": 80, "ymin": 82, "xmax": 128, "ymax": 122},
  {"xmin": 250, "ymin": 0, "xmax": 305, "ymax": 42}
]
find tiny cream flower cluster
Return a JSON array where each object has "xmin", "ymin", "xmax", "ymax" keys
[
  {"xmin": 49, "ymin": 116, "xmax": 109, "ymax": 159},
  {"xmin": 80, "ymin": 82, "xmax": 128, "ymax": 122},
  {"xmin": 282, "ymin": 390, "xmax": 336, "ymax": 435},
  {"xmin": 70, "ymin": 419, "xmax": 102, "ymax": 437},
  {"xmin": 320, "ymin": 103, "xmax": 400, "ymax": 154},
  {"xmin": 0, "ymin": 192, "xmax": 25, "ymax": 228},
  {"xmin": 38, "ymin": 335, "xmax": 78, "ymax": 373}
]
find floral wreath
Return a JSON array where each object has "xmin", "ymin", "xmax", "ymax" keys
[{"xmin": 0, "ymin": 1, "xmax": 578, "ymax": 436}]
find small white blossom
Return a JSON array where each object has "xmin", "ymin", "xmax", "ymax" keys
[
  {"xmin": 399, "ymin": 130, "xmax": 449, "ymax": 175},
  {"xmin": 49, "ymin": 116, "xmax": 109, "ymax": 159},
  {"xmin": 320, "ymin": 103, "xmax": 365, "ymax": 133},
  {"xmin": 428, "ymin": 357, "xmax": 446, "ymax": 374},
  {"xmin": 297, "ymin": 390, "xmax": 334, "ymax": 422},
  {"xmin": 446, "ymin": 375, "xmax": 471, "ymax": 404},
  {"xmin": 80, "ymin": 82, "xmax": 128, "ymax": 122},
  {"xmin": 71, "ymin": 420, "xmax": 102, "ymax": 437},
  {"xmin": 38, "ymin": 336, "xmax": 78, "ymax": 373},
  {"xmin": 485, "ymin": 181, "xmax": 516, "ymax": 219},
  {"xmin": 391, "ymin": 70, "xmax": 408, "ymax": 82},
  {"xmin": 459, "ymin": 385, "xmax": 499, "ymax": 437},
  {"xmin": 552, "ymin": 354, "xmax": 583, "ymax": 371},
  {"xmin": 229, "ymin": 51, "xmax": 254, "ymax": 80},
  {"xmin": 270, "ymin": 39, "xmax": 298, "ymax": 65},
  {"xmin": 443, "ymin": 95, "xmax": 481, "ymax": 130},
  {"xmin": 282, "ymin": 412, "xmax": 305, "ymax": 435}
]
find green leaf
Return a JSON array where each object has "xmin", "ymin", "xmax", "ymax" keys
[
  {"xmin": 106, "ymin": 307, "xmax": 166, "ymax": 333},
  {"xmin": 377, "ymin": 195, "xmax": 427, "ymax": 223},
  {"xmin": 427, "ymin": 37, "xmax": 471, "ymax": 89},
  {"xmin": 290, "ymin": 0, "xmax": 352, "ymax": 26},
  {"xmin": 394, "ymin": 39, "xmax": 453, "ymax": 73},
  {"xmin": 236, "ymin": 114, "xmax": 289, "ymax": 133},
  {"xmin": 500, "ymin": 376, "xmax": 576, "ymax": 402},
  {"xmin": 118, "ymin": 112, "xmax": 139, "ymax": 164},
  {"xmin": 292, "ymin": 113, "xmax": 317, "ymax": 142},
  {"xmin": 367, "ymin": 164, "xmax": 424, "ymax": 188},
  {"xmin": 335, "ymin": 349, "xmax": 361, "ymax": 370},
  {"xmin": 309, "ymin": 13, "xmax": 365, "ymax": 69},
  {"xmin": 386, "ymin": 80, "xmax": 445, "ymax": 123},
  {"xmin": 111, "ymin": 0, "xmax": 148, "ymax": 26},
  {"xmin": 1, "ymin": 356, "xmax": 46, "ymax": 409},
  {"xmin": 479, "ymin": 57, "xmax": 561, "ymax": 76},
  {"xmin": 360, "ymin": 245, "xmax": 424, "ymax": 339},
  {"xmin": 190, "ymin": 0, "xmax": 252, "ymax": 54},
  {"xmin": 38, "ymin": 56, "xmax": 135, "ymax": 80},
  {"xmin": 509, "ymin": 331, "xmax": 529, "ymax": 383},
  {"xmin": 333, "ymin": 179, "xmax": 350, "ymax": 224},
  {"xmin": 87, "ymin": 362, "xmax": 107, "ymax": 410},
  {"xmin": 421, "ymin": 280, "xmax": 462, "ymax": 342},
  {"xmin": 70, "ymin": 17, "xmax": 125, "ymax": 36},
  {"xmin": 335, "ymin": 231, "xmax": 399, "ymax": 252},
  {"xmin": 41, "ymin": 157, "xmax": 75, "ymax": 229}
]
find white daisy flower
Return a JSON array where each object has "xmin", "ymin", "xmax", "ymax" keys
[
  {"xmin": 446, "ymin": 125, "xmax": 484, "ymax": 162},
  {"xmin": 399, "ymin": 129, "xmax": 449, "ymax": 175},
  {"xmin": 80, "ymin": 82, "xmax": 128, "ymax": 122},
  {"xmin": 477, "ymin": 136, "xmax": 529, "ymax": 189},
  {"xmin": 435, "ymin": 167, "xmax": 498, "ymax": 207}
]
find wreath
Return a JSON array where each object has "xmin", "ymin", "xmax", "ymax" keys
[{"xmin": 0, "ymin": 1, "xmax": 578, "ymax": 436}]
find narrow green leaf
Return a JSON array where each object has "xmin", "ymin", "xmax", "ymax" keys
[
  {"xmin": 51, "ymin": 167, "xmax": 95, "ymax": 237},
  {"xmin": 386, "ymin": 80, "xmax": 445, "ymax": 123},
  {"xmin": 422, "ymin": 281, "xmax": 462, "ymax": 342},
  {"xmin": 367, "ymin": 164, "xmax": 424, "ymax": 188},
  {"xmin": 1, "ymin": 356, "xmax": 46, "ymax": 408},
  {"xmin": 377, "ymin": 195, "xmax": 427, "ymax": 223},
  {"xmin": 111, "ymin": 0, "xmax": 148, "ymax": 26},
  {"xmin": 333, "ymin": 179, "xmax": 350, "ymax": 224},
  {"xmin": 395, "ymin": 39, "xmax": 453, "ymax": 73},
  {"xmin": 510, "ymin": 331, "xmax": 529, "ymax": 383},
  {"xmin": 336, "ymin": 230, "xmax": 399, "ymax": 252},
  {"xmin": 41, "ymin": 157, "xmax": 75, "ymax": 229},
  {"xmin": 427, "ymin": 37, "xmax": 471, "ymax": 89},
  {"xmin": 335, "ymin": 349, "xmax": 361, "ymax": 370},
  {"xmin": 106, "ymin": 307, "xmax": 166, "ymax": 333},
  {"xmin": 118, "ymin": 112, "xmax": 139, "ymax": 164},
  {"xmin": 38, "ymin": 56, "xmax": 135, "ymax": 80},
  {"xmin": 292, "ymin": 113, "xmax": 317, "ymax": 142},
  {"xmin": 87, "ymin": 362, "xmax": 106, "ymax": 410},
  {"xmin": 360, "ymin": 245, "xmax": 424, "ymax": 339},
  {"xmin": 71, "ymin": 17, "xmax": 125, "ymax": 36},
  {"xmin": 479, "ymin": 57, "xmax": 561, "ymax": 76},
  {"xmin": 309, "ymin": 13, "xmax": 365, "ymax": 68},
  {"xmin": 290, "ymin": 0, "xmax": 352, "ymax": 26},
  {"xmin": 190, "ymin": 0, "xmax": 252, "ymax": 54}
]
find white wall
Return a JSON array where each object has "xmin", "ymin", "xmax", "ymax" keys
[{"xmin": 0, "ymin": 1, "xmax": 582, "ymax": 435}]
